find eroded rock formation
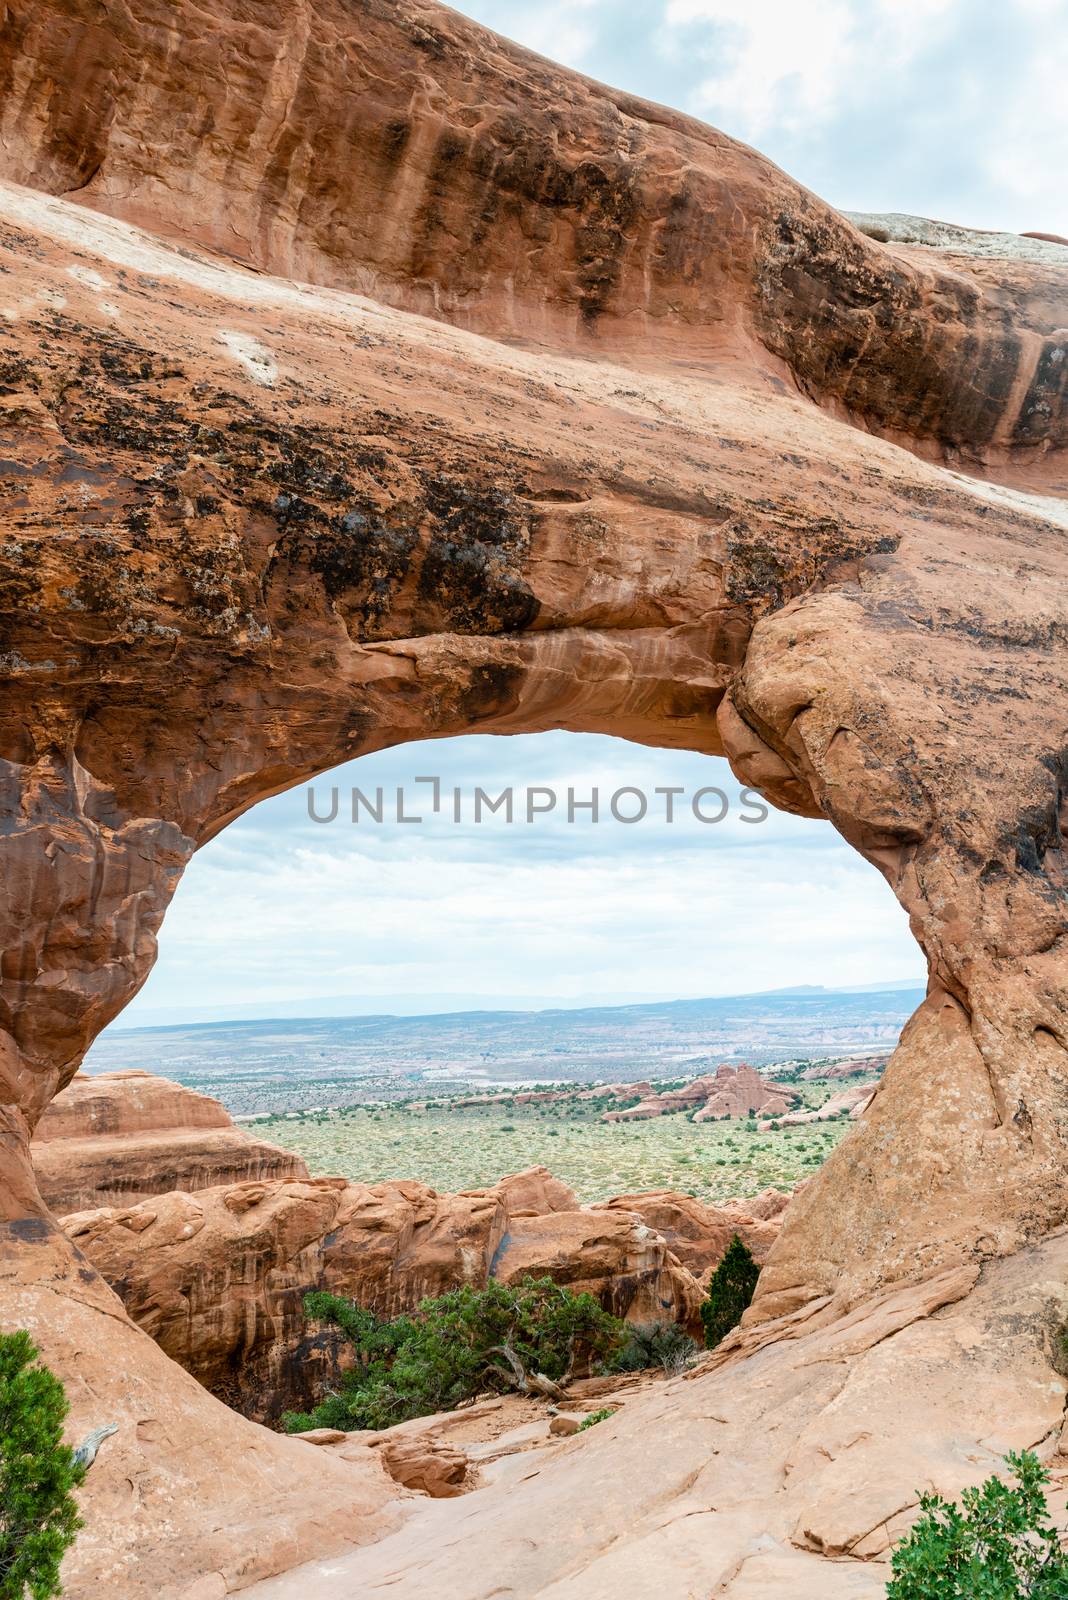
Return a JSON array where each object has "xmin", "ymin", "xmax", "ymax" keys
[
  {"xmin": 32, "ymin": 1070, "xmax": 308, "ymax": 1211},
  {"xmin": 61, "ymin": 1164, "xmax": 706, "ymax": 1422},
  {"xmin": 761, "ymin": 1080, "xmax": 878, "ymax": 1131},
  {"xmin": 0, "ymin": 0, "xmax": 1067, "ymax": 1592},
  {"xmin": 243, "ymin": 1236, "xmax": 1068, "ymax": 1600},
  {"xmin": 798, "ymin": 1054, "xmax": 889, "ymax": 1081},
  {"xmin": 602, "ymin": 1063, "xmax": 798, "ymax": 1122},
  {"xmin": 591, "ymin": 1190, "xmax": 783, "ymax": 1284}
]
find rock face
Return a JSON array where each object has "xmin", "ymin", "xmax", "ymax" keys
[
  {"xmin": 762, "ymin": 1081, "xmax": 879, "ymax": 1131},
  {"xmin": 31, "ymin": 1070, "xmax": 308, "ymax": 1211},
  {"xmin": 1, "ymin": 0, "xmax": 1067, "ymax": 1325},
  {"xmin": 591, "ymin": 1191, "xmax": 782, "ymax": 1283},
  {"xmin": 0, "ymin": 0, "xmax": 1067, "ymax": 1591},
  {"xmin": 603, "ymin": 1064, "xmax": 798, "ymax": 1123},
  {"xmin": 798, "ymin": 1055, "xmax": 889, "ymax": 1081},
  {"xmin": 63, "ymin": 1167, "xmax": 704, "ymax": 1422}
]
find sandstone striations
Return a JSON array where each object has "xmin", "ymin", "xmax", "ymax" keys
[
  {"xmin": 0, "ymin": 0, "xmax": 1067, "ymax": 1593},
  {"xmin": 32, "ymin": 1070, "xmax": 308, "ymax": 1212},
  {"xmin": 62, "ymin": 1166, "xmax": 705, "ymax": 1422}
]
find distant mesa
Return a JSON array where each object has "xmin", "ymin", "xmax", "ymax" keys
[
  {"xmin": 602, "ymin": 1063, "xmax": 799, "ymax": 1123},
  {"xmin": 32, "ymin": 1070, "xmax": 307, "ymax": 1212}
]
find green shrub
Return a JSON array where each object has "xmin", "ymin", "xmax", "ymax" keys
[
  {"xmin": 284, "ymin": 1277, "xmax": 626, "ymax": 1434},
  {"xmin": 611, "ymin": 1321, "xmax": 699, "ymax": 1376},
  {"xmin": 0, "ymin": 1331, "xmax": 85, "ymax": 1600},
  {"xmin": 886, "ymin": 1450, "xmax": 1068, "ymax": 1598},
  {"xmin": 577, "ymin": 1407, "xmax": 614, "ymax": 1431},
  {"xmin": 700, "ymin": 1235, "xmax": 760, "ymax": 1349}
]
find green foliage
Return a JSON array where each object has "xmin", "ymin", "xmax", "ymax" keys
[
  {"xmin": 0, "ymin": 1332, "xmax": 85, "ymax": 1600},
  {"xmin": 886, "ymin": 1451, "xmax": 1068, "ymax": 1599},
  {"xmin": 578, "ymin": 1408, "xmax": 614, "ymax": 1431},
  {"xmin": 611, "ymin": 1321, "xmax": 699, "ymax": 1376},
  {"xmin": 285, "ymin": 1277, "xmax": 627, "ymax": 1434},
  {"xmin": 700, "ymin": 1235, "xmax": 760, "ymax": 1349}
]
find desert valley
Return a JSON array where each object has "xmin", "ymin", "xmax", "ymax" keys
[{"xmin": 2, "ymin": 0, "xmax": 1068, "ymax": 1597}]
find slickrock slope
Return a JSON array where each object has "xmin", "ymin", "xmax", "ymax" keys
[
  {"xmin": 602, "ymin": 1063, "xmax": 798, "ymax": 1122},
  {"xmin": 62, "ymin": 1166, "xmax": 705, "ymax": 1422},
  {"xmin": 2, "ymin": 1212, "xmax": 403, "ymax": 1600},
  {"xmin": 32, "ymin": 1070, "xmax": 308, "ymax": 1211},
  {"xmin": 0, "ymin": 0, "xmax": 1067, "ymax": 1592},
  {"xmin": 243, "ymin": 1232, "xmax": 1068, "ymax": 1600}
]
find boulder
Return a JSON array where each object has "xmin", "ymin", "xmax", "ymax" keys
[{"xmin": 375, "ymin": 1435, "xmax": 469, "ymax": 1498}]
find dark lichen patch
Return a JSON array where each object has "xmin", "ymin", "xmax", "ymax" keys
[
  {"xmin": 725, "ymin": 506, "xmax": 899, "ymax": 615},
  {"xmin": 415, "ymin": 474, "xmax": 539, "ymax": 634},
  {"xmin": 1013, "ymin": 338, "xmax": 1068, "ymax": 448},
  {"xmin": 19, "ymin": 322, "xmax": 546, "ymax": 649},
  {"xmin": 756, "ymin": 206, "xmax": 1027, "ymax": 455},
  {"xmin": 456, "ymin": 661, "xmax": 526, "ymax": 723},
  {"xmin": 306, "ymin": 507, "xmax": 420, "ymax": 625}
]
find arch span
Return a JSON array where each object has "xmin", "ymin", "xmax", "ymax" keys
[{"xmin": 1, "ymin": 163, "xmax": 1066, "ymax": 1316}]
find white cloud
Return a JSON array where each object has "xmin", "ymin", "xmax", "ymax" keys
[
  {"xmin": 465, "ymin": 0, "xmax": 602, "ymax": 64},
  {"xmin": 667, "ymin": 0, "xmax": 960, "ymax": 140},
  {"xmin": 124, "ymin": 736, "xmax": 922, "ymax": 1021}
]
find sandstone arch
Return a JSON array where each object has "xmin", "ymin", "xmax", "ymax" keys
[{"xmin": 1, "ymin": 0, "xmax": 1067, "ymax": 1590}]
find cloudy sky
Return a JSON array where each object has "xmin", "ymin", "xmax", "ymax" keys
[
  {"xmin": 123, "ymin": 735, "xmax": 922, "ymax": 1024},
  {"xmin": 118, "ymin": 0, "xmax": 1068, "ymax": 1025}
]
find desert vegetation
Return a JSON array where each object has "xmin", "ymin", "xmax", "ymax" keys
[
  {"xmin": 700, "ymin": 1235, "xmax": 761, "ymax": 1348},
  {"xmin": 283, "ymin": 1277, "xmax": 698, "ymax": 1434},
  {"xmin": 0, "ymin": 1332, "xmax": 84, "ymax": 1600},
  {"xmin": 253, "ymin": 1069, "xmax": 865, "ymax": 1205},
  {"xmin": 886, "ymin": 1451, "xmax": 1068, "ymax": 1598}
]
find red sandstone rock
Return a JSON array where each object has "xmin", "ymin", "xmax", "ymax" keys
[
  {"xmin": 798, "ymin": 1055, "xmax": 890, "ymax": 1081},
  {"xmin": 31, "ymin": 1071, "xmax": 308, "ymax": 1211},
  {"xmin": 761, "ymin": 1082, "xmax": 879, "ymax": 1132},
  {"xmin": 724, "ymin": 1186, "xmax": 795, "ymax": 1222},
  {"xmin": 63, "ymin": 1164, "xmax": 702, "ymax": 1419},
  {"xmin": 374, "ymin": 1434, "xmax": 469, "ymax": 1498},
  {"xmin": 591, "ymin": 1191, "xmax": 782, "ymax": 1279},
  {"xmin": 573, "ymin": 1082, "xmax": 654, "ymax": 1101},
  {"xmin": 603, "ymin": 1064, "xmax": 798, "ymax": 1123}
]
